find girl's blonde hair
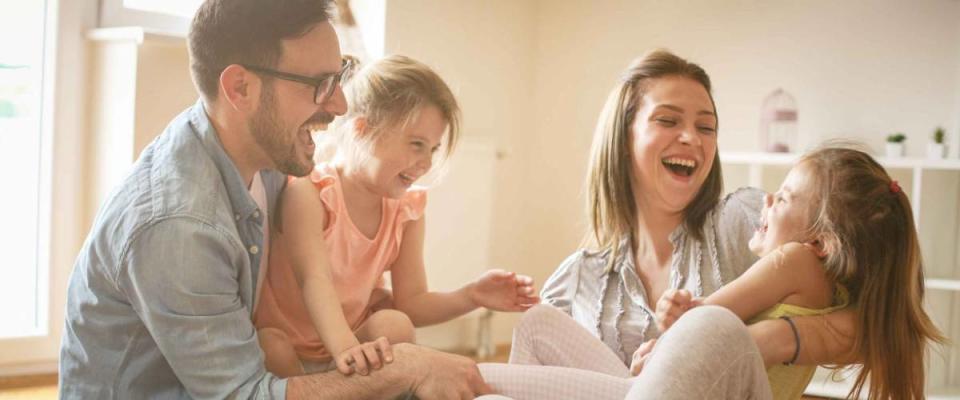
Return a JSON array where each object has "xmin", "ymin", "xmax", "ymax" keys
[
  {"xmin": 325, "ymin": 54, "xmax": 461, "ymax": 166},
  {"xmin": 585, "ymin": 49, "xmax": 722, "ymax": 263},
  {"xmin": 800, "ymin": 145, "xmax": 946, "ymax": 400}
]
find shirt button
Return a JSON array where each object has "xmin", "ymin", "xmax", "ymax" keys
[
  {"xmin": 234, "ymin": 213, "xmax": 240, "ymax": 221},
  {"xmin": 249, "ymin": 245, "xmax": 259, "ymax": 255},
  {"xmin": 253, "ymin": 210, "xmax": 261, "ymax": 219}
]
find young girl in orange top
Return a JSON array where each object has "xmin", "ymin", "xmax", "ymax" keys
[{"xmin": 254, "ymin": 55, "xmax": 539, "ymax": 378}]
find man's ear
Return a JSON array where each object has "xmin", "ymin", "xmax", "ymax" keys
[{"xmin": 219, "ymin": 64, "xmax": 259, "ymax": 112}]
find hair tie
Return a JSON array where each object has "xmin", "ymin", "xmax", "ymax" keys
[{"xmin": 890, "ymin": 180, "xmax": 901, "ymax": 194}]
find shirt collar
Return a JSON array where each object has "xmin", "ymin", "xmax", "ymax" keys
[
  {"xmin": 188, "ymin": 100, "xmax": 260, "ymax": 222},
  {"xmin": 608, "ymin": 224, "xmax": 686, "ymax": 274}
]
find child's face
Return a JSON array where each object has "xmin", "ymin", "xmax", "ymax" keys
[
  {"xmin": 748, "ymin": 163, "xmax": 818, "ymax": 257},
  {"xmin": 361, "ymin": 105, "xmax": 447, "ymax": 199}
]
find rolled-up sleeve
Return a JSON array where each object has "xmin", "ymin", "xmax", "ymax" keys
[
  {"xmin": 540, "ymin": 252, "xmax": 586, "ymax": 316},
  {"xmin": 117, "ymin": 217, "xmax": 286, "ymax": 400}
]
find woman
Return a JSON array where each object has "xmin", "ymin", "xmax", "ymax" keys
[{"xmin": 478, "ymin": 49, "xmax": 856, "ymax": 400}]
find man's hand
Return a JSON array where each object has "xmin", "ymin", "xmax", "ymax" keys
[
  {"xmin": 468, "ymin": 269, "xmax": 540, "ymax": 312},
  {"xmin": 655, "ymin": 289, "xmax": 702, "ymax": 332},
  {"xmin": 629, "ymin": 338, "xmax": 657, "ymax": 376},
  {"xmin": 394, "ymin": 343, "xmax": 493, "ymax": 399}
]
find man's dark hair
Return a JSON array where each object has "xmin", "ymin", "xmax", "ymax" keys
[{"xmin": 188, "ymin": 0, "xmax": 333, "ymax": 102}]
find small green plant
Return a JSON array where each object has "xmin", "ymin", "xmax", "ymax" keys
[
  {"xmin": 887, "ymin": 133, "xmax": 906, "ymax": 143},
  {"xmin": 933, "ymin": 127, "xmax": 945, "ymax": 144}
]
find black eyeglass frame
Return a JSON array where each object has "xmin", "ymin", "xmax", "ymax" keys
[{"xmin": 241, "ymin": 58, "xmax": 353, "ymax": 104}]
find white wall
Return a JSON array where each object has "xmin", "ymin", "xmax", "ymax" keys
[
  {"xmin": 384, "ymin": 0, "xmax": 960, "ymax": 349},
  {"xmin": 384, "ymin": 0, "xmax": 539, "ymax": 346}
]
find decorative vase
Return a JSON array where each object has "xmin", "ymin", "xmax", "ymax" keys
[
  {"xmin": 927, "ymin": 142, "xmax": 947, "ymax": 159},
  {"xmin": 886, "ymin": 142, "xmax": 905, "ymax": 158}
]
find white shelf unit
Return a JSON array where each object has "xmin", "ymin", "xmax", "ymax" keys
[{"xmin": 720, "ymin": 151, "xmax": 960, "ymax": 399}]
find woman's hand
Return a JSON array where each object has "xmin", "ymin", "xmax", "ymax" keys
[
  {"xmin": 629, "ymin": 338, "xmax": 658, "ymax": 376},
  {"xmin": 468, "ymin": 269, "xmax": 540, "ymax": 312},
  {"xmin": 655, "ymin": 289, "xmax": 702, "ymax": 332},
  {"xmin": 334, "ymin": 336, "xmax": 393, "ymax": 376}
]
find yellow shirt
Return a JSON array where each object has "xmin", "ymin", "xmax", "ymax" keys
[{"xmin": 748, "ymin": 286, "xmax": 850, "ymax": 400}]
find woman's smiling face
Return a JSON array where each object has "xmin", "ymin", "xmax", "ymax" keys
[{"xmin": 630, "ymin": 75, "xmax": 718, "ymax": 214}]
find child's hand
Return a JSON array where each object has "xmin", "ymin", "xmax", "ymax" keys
[
  {"xmin": 468, "ymin": 269, "xmax": 540, "ymax": 312},
  {"xmin": 334, "ymin": 337, "xmax": 393, "ymax": 376},
  {"xmin": 655, "ymin": 289, "xmax": 702, "ymax": 332},
  {"xmin": 629, "ymin": 338, "xmax": 658, "ymax": 376}
]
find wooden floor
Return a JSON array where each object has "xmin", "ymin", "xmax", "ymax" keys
[{"xmin": 0, "ymin": 374, "xmax": 57, "ymax": 400}]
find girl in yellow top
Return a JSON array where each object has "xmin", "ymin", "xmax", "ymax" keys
[
  {"xmin": 254, "ymin": 55, "xmax": 539, "ymax": 378},
  {"xmin": 656, "ymin": 145, "xmax": 946, "ymax": 400}
]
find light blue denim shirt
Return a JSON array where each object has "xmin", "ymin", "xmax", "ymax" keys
[
  {"xmin": 60, "ymin": 101, "xmax": 288, "ymax": 399},
  {"xmin": 541, "ymin": 188, "xmax": 764, "ymax": 364}
]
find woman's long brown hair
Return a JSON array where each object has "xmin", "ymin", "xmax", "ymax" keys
[{"xmin": 585, "ymin": 49, "xmax": 722, "ymax": 268}]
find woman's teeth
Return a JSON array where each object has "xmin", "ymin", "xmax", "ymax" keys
[{"xmin": 662, "ymin": 158, "xmax": 697, "ymax": 176}]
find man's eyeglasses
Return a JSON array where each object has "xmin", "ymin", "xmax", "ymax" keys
[{"xmin": 242, "ymin": 57, "xmax": 353, "ymax": 105}]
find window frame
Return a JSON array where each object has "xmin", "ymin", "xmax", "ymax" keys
[{"xmin": 0, "ymin": 0, "xmax": 89, "ymax": 375}]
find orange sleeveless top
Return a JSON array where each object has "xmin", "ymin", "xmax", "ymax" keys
[{"xmin": 253, "ymin": 163, "xmax": 426, "ymax": 361}]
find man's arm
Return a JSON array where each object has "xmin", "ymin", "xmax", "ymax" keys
[
  {"xmin": 749, "ymin": 308, "xmax": 858, "ymax": 367},
  {"xmin": 287, "ymin": 343, "xmax": 492, "ymax": 400},
  {"xmin": 119, "ymin": 218, "xmax": 285, "ymax": 399}
]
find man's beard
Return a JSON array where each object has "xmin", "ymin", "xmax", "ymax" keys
[{"xmin": 248, "ymin": 85, "xmax": 313, "ymax": 177}]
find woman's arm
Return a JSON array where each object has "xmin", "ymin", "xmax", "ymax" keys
[
  {"xmin": 281, "ymin": 178, "xmax": 360, "ymax": 357},
  {"xmin": 749, "ymin": 308, "xmax": 858, "ymax": 367}
]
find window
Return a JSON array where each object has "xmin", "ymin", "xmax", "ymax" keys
[
  {"xmin": 122, "ymin": 0, "xmax": 199, "ymax": 19},
  {"xmin": 0, "ymin": 0, "xmax": 48, "ymax": 339},
  {"xmin": 98, "ymin": 0, "xmax": 202, "ymax": 35}
]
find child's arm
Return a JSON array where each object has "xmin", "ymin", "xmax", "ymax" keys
[
  {"xmin": 656, "ymin": 242, "xmax": 825, "ymax": 331},
  {"xmin": 390, "ymin": 216, "xmax": 539, "ymax": 327},
  {"xmin": 280, "ymin": 178, "xmax": 389, "ymax": 374}
]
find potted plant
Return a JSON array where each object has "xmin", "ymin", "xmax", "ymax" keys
[
  {"xmin": 886, "ymin": 132, "xmax": 906, "ymax": 158},
  {"xmin": 927, "ymin": 127, "xmax": 947, "ymax": 159}
]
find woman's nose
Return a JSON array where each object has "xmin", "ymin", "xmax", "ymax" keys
[{"xmin": 678, "ymin": 125, "xmax": 702, "ymax": 146}]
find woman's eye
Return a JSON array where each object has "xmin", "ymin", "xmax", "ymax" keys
[
  {"xmin": 656, "ymin": 118, "xmax": 677, "ymax": 127},
  {"xmin": 411, "ymin": 142, "xmax": 424, "ymax": 149},
  {"xmin": 698, "ymin": 126, "xmax": 717, "ymax": 134}
]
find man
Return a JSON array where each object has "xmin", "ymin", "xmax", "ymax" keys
[{"xmin": 59, "ymin": 0, "xmax": 491, "ymax": 398}]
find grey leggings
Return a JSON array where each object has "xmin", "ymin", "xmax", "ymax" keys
[{"xmin": 477, "ymin": 304, "xmax": 772, "ymax": 400}]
